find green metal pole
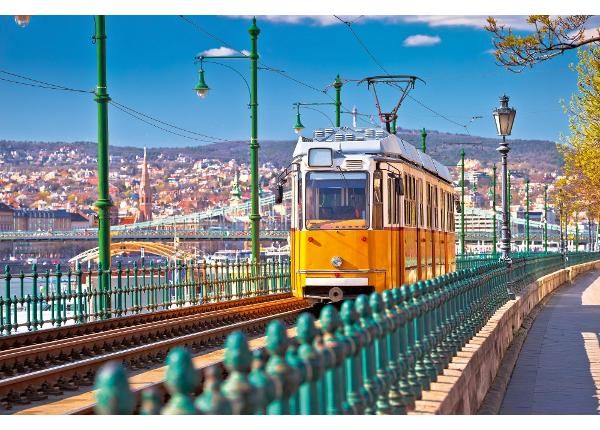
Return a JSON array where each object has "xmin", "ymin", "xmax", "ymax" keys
[
  {"xmin": 94, "ymin": 15, "xmax": 112, "ymax": 318},
  {"xmin": 492, "ymin": 164, "xmax": 497, "ymax": 257},
  {"xmin": 421, "ymin": 128, "xmax": 427, "ymax": 153},
  {"xmin": 333, "ymin": 75, "xmax": 342, "ymax": 128},
  {"xmin": 390, "ymin": 115, "xmax": 397, "ymax": 134},
  {"xmin": 526, "ymin": 178, "xmax": 530, "ymax": 253},
  {"xmin": 544, "ymin": 185, "xmax": 548, "ymax": 253},
  {"xmin": 248, "ymin": 18, "xmax": 261, "ymax": 264},
  {"xmin": 507, "ymin": 170, "xmax": 511, "ymax": 250},
  {"xmin": 575, "ymin": 212, "xmax": 579, "ymax": 252},
  {"xmin": 461, "ymin": 148, "xmax": 465, "ymax": 256}
]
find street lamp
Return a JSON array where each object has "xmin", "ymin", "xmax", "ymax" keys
[
  {"xmin": 194, "ymin": 18, "xmax": 262, "ymax": 263},
  {"xmin": 493, "ymin": 94, "xmax": 516, "ymax": 297},
  {"xmin": 14, "ymin": 16, "xmax": 30, "ymax": 27},
  {"xmin": 293, "ymin": 104, "xmax": 305, "ymax": 134},
  {"xmin": 493, "ymin": 95, "xmax": 516, "ymax": 265},
  {"xmin": 194, "ymin": 68, "xmax": 209, "ymax": 99}
]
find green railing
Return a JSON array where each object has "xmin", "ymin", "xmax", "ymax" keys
[
  {"xmin": 94, "ymin": 252, "xmax": 600, "ymax": 415},
  {"xmin": 0, "ymin": 259, "xmax": 291, "ymax": 335}
]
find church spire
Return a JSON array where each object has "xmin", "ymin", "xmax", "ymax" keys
[{"xmin": 136, "ymin": 147, "xmax": 153, "ymax": 222}]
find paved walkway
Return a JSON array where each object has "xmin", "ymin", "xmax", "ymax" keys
[{"xmin": 500, "ymin": 269, "xmax": 600, "ymax": 414}]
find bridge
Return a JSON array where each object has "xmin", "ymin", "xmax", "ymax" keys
[{"xmin": 0, "ymin": 197, "xmax": 590, "ymax": 248}]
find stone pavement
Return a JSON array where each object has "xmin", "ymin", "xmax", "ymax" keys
[{"xmin": 500, "ymin": 269, "xmax": 600, "ymax": 414}]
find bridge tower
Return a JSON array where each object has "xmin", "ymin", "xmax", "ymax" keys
[{"xmin": 136, "ymin": 147, "xmax": 153, "ymax": 222}]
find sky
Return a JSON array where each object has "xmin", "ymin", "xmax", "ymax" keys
[{"xmin": 0, "ymin": 15, "xmax": 596, "ymax": 147}]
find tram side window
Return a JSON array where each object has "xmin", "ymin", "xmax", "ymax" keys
[
  {"xmin": 427, "ymin": 183, "xmax": 432, "ymax": 229},
  {"xmin": 373, "ymin": 171, "xmax": 383, "ymax": 229},
  {"xmin": 403, "ymin": 173, "xmax": 417, "ymax": 227},
  {"xmin": 432, "ymin": 186, "xmax": 439, "ymax": 230},
  {"xmin": 441, "ymin": 191, "xmax": 447, "ymax": 231},
  {"xmin": 388, "ymin": 175, "xmax": 400, "ymax": 225},
  {"xmin": 418, "ymin": 178, "xmax": 423, "ymax": 227},
  {"xmin": 448, "ymin": 192, "xmax": 455, "ymax": 232}
]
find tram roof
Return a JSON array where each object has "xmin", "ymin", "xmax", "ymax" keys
[{"xmin": 293, "ymin": 126, "xmax": 452, "ymax": 183}]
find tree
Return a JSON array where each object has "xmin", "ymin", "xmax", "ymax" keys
[
  {"xmin": 558, "ymin": 46, "xmax": 600, "ymax": 206},
  {"xmin": 486, "ymin": 16, "xmax": 600, "ymax": 72}
]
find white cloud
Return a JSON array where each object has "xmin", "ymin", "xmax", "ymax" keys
[
  {"xmin": 231, "ymin": 15, "xmax": 533, "ymax": 30},
  {"xmin": 199, "ymin": 46, "xmax": 250, "ymax": 57},
  {"xmin": 403, "ymin": 34, "xmax": 441, "ymax": 47}
]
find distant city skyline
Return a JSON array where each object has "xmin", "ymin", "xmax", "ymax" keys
[{"xmin": 1, "ymin": 15, "xmax": 597, "ymax": 147}]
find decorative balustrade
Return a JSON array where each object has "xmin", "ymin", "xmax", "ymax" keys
[
  {"xmin": 0, "ymin": 259, "xmax": 291, "ymax": 335},
  {"xmin": 93, "ymin": 251, "xmax": 600, "ymax": 415}
]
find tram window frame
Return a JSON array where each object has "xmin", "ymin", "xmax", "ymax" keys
[{"xmin": 304, "ymin": 171, "xmax": 370, "ymax": 230}]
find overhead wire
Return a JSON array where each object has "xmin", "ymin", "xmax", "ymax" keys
[
  {"xmin": 109, "ymin": 101, "xmax": 220, "ymax": 143},
  {"xmin": 110, "ymin": 99, "xmax": 228, "ymax": 141},
  {"xmin": 0, "ymin": 68, "xmax": 229, "ymax": 142},
  {"xmin": 179, "ymin": 15, "xmax": 338, "ymax": 103},
  {"xmin": 332, "ymin": 15, "xmax": 476, "ymax": 133},
  {"xmin": 0, "ymin": 70, "xmax": 93, "ymax": 93}
]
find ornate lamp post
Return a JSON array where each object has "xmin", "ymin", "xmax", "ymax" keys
[
  {"xmin": 525, "ymin": 177, "xmax": 530, "ymax": 253},
  {"xmin": 94, "ymin": 16, "xmax": 113, "ymax": 316},
  {"xmin": 460, "ymin": 148, "xmax": 466, "ymax": 256},
  {"xmin": 544, "ymin": 184, "xmax": 548, "ymax": 253},
  {"xmin": 194, "ymin": 18, "xmax": 261, "ymax": 263},
  {"xmin": 16, "ymin": 15, "xmax": 113, "ymax": 317},
  {"xmin": 291, "ymin": 77, "xmax": 343, "ymax": 133},
  {"xmin": 493, "ymin": 95, "xmax": 516, "ymax": 295},
  {"xmin": 421, "ymin": 128, "xmax": 427, "ymax": 153},
  {"xmin": 492, "ymin": 164, "xmax": 497, "ymax": 256}
]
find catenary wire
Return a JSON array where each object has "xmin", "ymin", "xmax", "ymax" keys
[
  {"xmin": 332, "ymin": 16, "xmax": 474, "ymax": 133},
  {"xmin": 109, "ymin": 101, "xmax": 220, "ymax": 143}
]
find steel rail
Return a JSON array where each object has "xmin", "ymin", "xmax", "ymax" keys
[
  {"xmin": 0, "ymin": 293, "xmax": 291, "ymax": 351},
  {"xmin": 0, "ymin": 297, "xmax": 310, "ymax": 409}
]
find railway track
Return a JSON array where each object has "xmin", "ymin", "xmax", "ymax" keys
[
  {"xmin": 0, "ymin": 293, "xmax": 292, "ymax": 351},
  {"xmin": 0, "ymin": 294, "xmax": 311, "ymax": 410}
]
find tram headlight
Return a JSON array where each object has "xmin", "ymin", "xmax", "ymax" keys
[{"xmin": 331, "ymin": 256, "xmax": 343, "ymax": 268}]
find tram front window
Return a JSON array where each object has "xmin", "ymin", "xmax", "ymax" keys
[{"xmin": 305, "ymin": 171, "xmax": 368, "ymax": 229}]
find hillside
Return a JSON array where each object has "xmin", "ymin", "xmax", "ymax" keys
[{"xmin": 0, "ymin": 127, "xmax": 562, "ymax": 173}]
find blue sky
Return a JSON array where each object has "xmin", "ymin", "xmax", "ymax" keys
[{"xmin": 0, "ymin": 15, "xmax": 592, "ymax": 147}]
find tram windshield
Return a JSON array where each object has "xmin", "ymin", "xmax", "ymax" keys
[{"xmin": 305, "ymin": 171, "xmax": 368, "ymax": 229}]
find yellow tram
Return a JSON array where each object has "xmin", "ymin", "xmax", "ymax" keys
[{"xmin": 279, "ymin": 126, "xmax": 457, "ymax": 302}]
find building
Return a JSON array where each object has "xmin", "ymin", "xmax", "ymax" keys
[
  {"xmin": 136, "ymin": 147, "xmax": 153, "ymax": 222},
  {"xmin": 13, "ymin": 208, "xmax": 71, "ymax": 231},
  {"xmin": 0, "ymin": 203, "xmax": 13, "ymax": 231},
  {"xmin": 70, "ymin": 212, "xmax": 90, "ymax": 229}
]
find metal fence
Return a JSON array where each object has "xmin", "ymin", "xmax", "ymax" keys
[
  {"xmin": 94, "ymin": 251, "xmax": 600, "ymax": 415},
  {"xmin": 0, "ymin": 259, "xmax": 291, "ymax": 335}
]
